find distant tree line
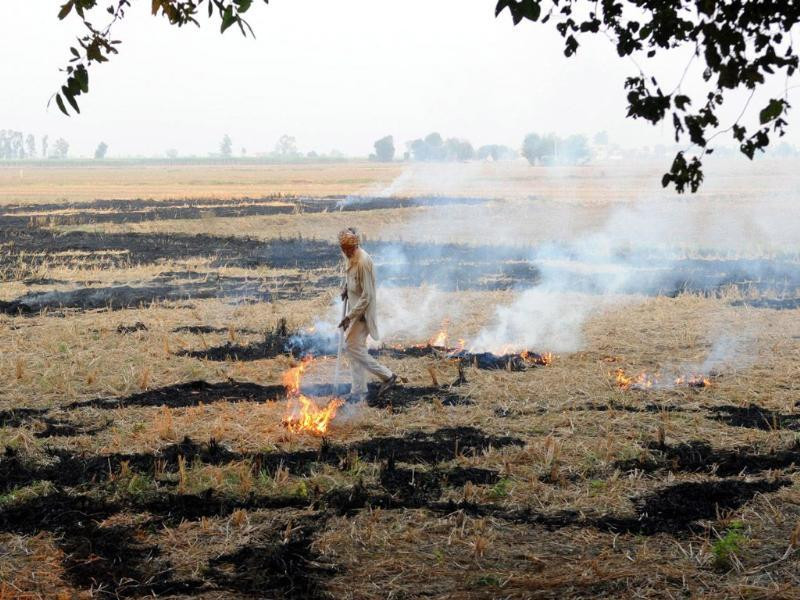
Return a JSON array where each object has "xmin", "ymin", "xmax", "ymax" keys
[
  {"xmin": 521, "ymin": 133, "xmax": 591, "ymax": 166},
  {"xmin": 0, "ymin": 131, "xmax": 44, "ymax": 159},
  {"xmin": 367, "ymin": 132, "xmax": 591, "ymax": 165},
  {"xmin": 0, "ymin": 131, "xmax": 110, "ymax": 160},
  {"xmin": 207, "ymin": 133, "xmax": 345, "ymax": 161}
]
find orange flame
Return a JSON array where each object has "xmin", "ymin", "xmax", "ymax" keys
[
  {"xmin": 430, "ymin": 330, "xmax": 448, "ymax": 347},
  {"xmin": 429, "ymin": 319, "xmax": 450, "ymax": 347},
  {"xmin": 282, "ymin": 355, "xmax": 312, "ymax": 395},
  {"xmin": 283, "ymin": 395, "xmax": 344, "ymax": 435},
  {"xmin": 281, "ymin": 355, "xmax": 342, "ymax": 435},
  {"xmin": 520, "ymin": 350, "xmax": 553, "ymax": 366},
  {"xmin": 674, "ymin": 375, "xmax": 712, "ymax": 388},
  {"xmin": 614, "ymin": 368, "xmax": 711, "ymax": 390},
  {"xmin": 613, "ymin": 368, "xmax": 654, "ymax": 390}
]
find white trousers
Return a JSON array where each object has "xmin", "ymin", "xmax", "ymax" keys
[{"xmin": 345, "ymin": 318, "xmax": 392, "ymax": 396}]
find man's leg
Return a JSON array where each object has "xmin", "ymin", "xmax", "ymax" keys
[
  {"xmin": 346, "ymin": 320, "xmax": 369, "ymax": 400},
  {"xmin": 345, "ymin": 320, "xmax": 392, "ymax": 398},
  {"xmin": 350, "ymin": 358, "xmax": 368, "ymax": 400}
]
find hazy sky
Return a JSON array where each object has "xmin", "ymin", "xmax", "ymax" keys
[{"xmin": 3, "ymin": 1, "xmax": 798, "ymax": 157}]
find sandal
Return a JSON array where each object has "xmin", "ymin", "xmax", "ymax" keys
[{"xmin": 376, "ymin": 373, "xmax": 398, "ymax": 397}]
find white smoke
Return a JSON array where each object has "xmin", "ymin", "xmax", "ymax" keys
[{"xmin": 312, "ymin": 161, "xmax": 800, "ymax": 364}]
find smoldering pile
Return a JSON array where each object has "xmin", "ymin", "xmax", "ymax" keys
[
  {"xmin": 377, "ymin": 344, "xmax": 552, "ymax": 371},
  {"xmin": 179, "ymin": 318, "xmax": 554, "ymax": 372}
]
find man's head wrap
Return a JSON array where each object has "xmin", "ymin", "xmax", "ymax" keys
[{"xmin": 338, "ymin": 228, "xmax": 359, "ymax": 249}]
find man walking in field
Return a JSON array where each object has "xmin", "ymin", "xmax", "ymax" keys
[{"xmin": 337, "ymin": 228, "xmax": 397, "ymax": 401}]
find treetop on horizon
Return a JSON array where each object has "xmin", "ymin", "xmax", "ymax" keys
[{"xmin": 53, "ymin": 0, "xmax": 799, "ymax": 192}]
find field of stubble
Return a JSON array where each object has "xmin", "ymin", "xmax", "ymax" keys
[{"xmin": 1, "ymin": 159, "xmax": 800, "ymax": 599}]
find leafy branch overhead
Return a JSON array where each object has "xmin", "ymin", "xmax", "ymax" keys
[
  {"xmin": 53, "ymin": 0, "xmax": 267, "ymax": 115},
  {"xmin": 54, "ymin": 0, "xmax": 798, "ymax": 192},
  {"xmin": 496, "ymin": 0, "xmax": 798, "ymax": 192}
]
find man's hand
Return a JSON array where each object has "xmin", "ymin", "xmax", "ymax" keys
[{"xmin": 338, "ymin": 316, "xmax": 351, "ymax": 330}]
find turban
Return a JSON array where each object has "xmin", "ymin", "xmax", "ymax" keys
[{"xmin": 338, "ymin": 228, "xmax": 359, "ymax": 249}]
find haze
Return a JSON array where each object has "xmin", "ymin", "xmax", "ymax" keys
[{"xmin": 2, "ymin": 0, "xmax": 797, "ymax": 158}]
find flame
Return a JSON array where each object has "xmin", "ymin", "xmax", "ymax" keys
[
  {"xmin": 674, "ymin": 375, "xmax": 712, "ymax": 388},
  {"xmin": 613, "ymin": 368, "xmax": 654, "ymax": 390},
  {"xmin": 430, "ymin": 330, "xmax": 448, "ymax": 347},
  {"xmin": 281, "ymin": 355, "xmax": 342, "ymax": 435},
  {"xmin": 282, "ymin": 355, "xmax": 312, "ymax": 395},
  {"xmin": 283, "ymin": 395, "xmax": 344, "ymax": 435},
  {"xmin": 614, "ymin": 368, "xmax": 711, "ymax": 390},
  {"xmin": 613, "ymin": 368, "xmax": 633, "ymax": 389},
  {"xmin": 520, "ymin": 350, "xmax": 553, "ymax": 366},
  {"xmin": 429, "ymin": 319, "xmax": 450, "ymax": 347}
]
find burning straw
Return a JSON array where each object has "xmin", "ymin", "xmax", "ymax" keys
[
  {"xmin": 281, "ymin": 356, "xmax": 343, "ymax": 435},
  {"xmin": 613, "ymin": 368, "xmax": 711, "ymax": 391}
]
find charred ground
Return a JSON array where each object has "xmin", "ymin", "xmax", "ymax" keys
[{"xmin": 2, "ymin": 168, "xmax": 800, "ymax": 598}]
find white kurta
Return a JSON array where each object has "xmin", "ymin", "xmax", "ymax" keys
[
  {"xmin": 344, "ymin": 247, "xmax": 380, "ymax": 340},
  {"xmin": 343, "ymin": 248, "xmax": 392, "ymax": 396}
]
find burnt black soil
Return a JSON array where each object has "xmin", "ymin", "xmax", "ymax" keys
[
  {"xmin": 0, "ymin": 409, "xmax": 105, "ymax": 439},
  {"xmin": 710, "ymin": 403, "xmax": 800, "ymax": 431},
  {"xmin": 0, "ymin": 438, "xmax": 238, "ymax": 493},
  {"xmin": 0, "ymin": 448, "xmax": 789, "ymax": 596},
  {"xmin": 206, "ymin": 514, "xmax": 335, "ymax": 599},
  {"xmin": 379, "ymin": 458, "xmax": 499, "ymax": 506},
  {"xmin": 33, "ymin": 416, "xmax": 112, "ymax": 438},
  {"xmin": 0, "ymin": 194, "xmax": 489, "ymax": 227},
  {"xmin": 615, "ymin": 440, "xmax": 800, "ymax": 476},
  {"xmin": 367, "ymin": 384, "xmax": 471, "ymax": 410},
  {"xmin": 0, "ymin": 492, "xmax": 203, "ymax": 597},
  {"xmin": 180, "ymin": 321, "xmax": 297, "ymax": 361},
  {"xmin": 0, "ymin": 426, "xmax": 520, "ymax": 596},
  {"xmin": 5, "ymin": 223, "xmax": 799, "ymax": 299},
  {"xmin": 351, "ymin": 426, "xmax": 523, "ymax": 463},
  {"xmin": 730, "ymin": 298, "xmax": 800, "ymax": 310},
  {"xmin": 0, "ymin": 273, "xmax": 326, "ymax": 315},
  {"xmin": 181, "ymin": 339, "xmax": 276, "ymax": 361},
  {"xmin": 66, "ymin": 379, "xmax": 285, "ymax": 410},
  {"xmin": 1, "ymin": 427, "xmax": 522, "ymax": 494},
  {"xmin": 577, "ymin": 401, "xmax": 689, "ymax": 413},
  {"xmin": 186, "ymin": 326, "xmax": 340, "ymax": 361},
  {"xmin": 300, "ymin": 382, "xmax": 471, "ymax": 410},
  {"xmin": 172, "ymin": 324, "xmax": 262, "ymax": 335},
  {"xmin": 430, "ymin": 478, "xmax": 790, "ymax": 536},
  {"xmin": 0, "ymin": 406, "xmax": 49, "ymax": 427},
  {"xmin": 189, "ymin": 333, "xmax": 547, "ymax": 376},
  {"xmin": 0, "ymin": 490, "xmax": 316, "ymax": 598},
  {"xmin": 321, "ymin": 476, "xmax": 790, "ymax": 537},
  {"xmin": 0, "ymin": 228, "xmax": 336, "ymax": 274},
  {"xmin": 596, "ymin": 478, "xmax": 790, "ymax": 535}
]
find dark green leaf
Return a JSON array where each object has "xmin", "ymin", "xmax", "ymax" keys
[
  {"xmin": 220, "ymin": 6, "xmax": 236, "ymax": 33},
  {"xmin": 674, "ymin": 95, "xmax": 691, "ymax": 110},
  {"xmin": 75, "ymin": 67, "xmax": 89, "ymax": 93},
  {"xmin": 55, "ymin": 94, "xmax": 70, "ymax": 116},
  {"xmin": 62, "ymin": 86, "xmax": 81, "ymax": 113},
  {"xmin": 759, "ymin": 98, "xmax": 783, "ymax": 124},
  {"xmin": 58, "ymin": 1, "xmax": 73, "ymax": 20}
]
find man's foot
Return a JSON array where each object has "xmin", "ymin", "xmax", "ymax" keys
[
  {"xmin": 345, "ymin": 392, "xmax": 365, "ymax": 404},
  {"xmin": 376, "ymin": 373, "xmax": 398, "ymax": 397}
]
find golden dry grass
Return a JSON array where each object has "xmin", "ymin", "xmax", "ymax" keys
[
  {"xmin": 0, "ymin": 162, "xmax": 403, "ymax": 205},
  {"xmin": 3, "ymin": 157, "xmax": 799, "ymax": 206},
  {"xmin": 2, "ymin": 162, "xmax": 800, "ymax": 598}
]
